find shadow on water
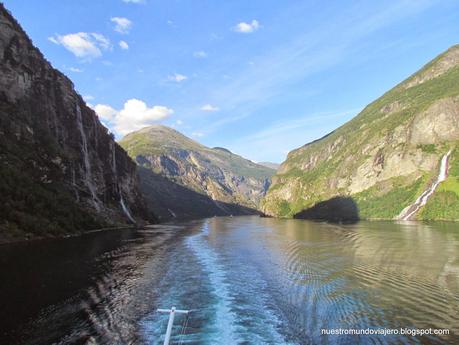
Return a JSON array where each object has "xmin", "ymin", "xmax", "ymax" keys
[
  {"xmin": 0, "ymin": 222, "xmax": 200, "ymax": 344},
  {"xmin": 293, "ymin": 196, "xmax": 360, "ymax": 223}
]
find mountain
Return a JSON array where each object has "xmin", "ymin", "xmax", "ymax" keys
[
  {"xmin": 119, "ymin": 125, "xmax": 275, "ymax": 220},
  {"xmin": 263, "ymin": 45, "xmax": 459, "ymax": 221},
  {"xmin": 258, "ymin": 162, "xmax": 280, "ymax": 170},
  {"xmin": 0, "ymin": 5, "xmax": 151, "ymax": 242}
]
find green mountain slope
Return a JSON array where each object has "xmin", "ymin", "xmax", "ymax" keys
[
  {"xmin": 262, "ymin": 45, "xmax": 459, "ymax": 220},
  {"xmin": 120, "ymin": 125, "xmax": 275, "ymax": 220}
]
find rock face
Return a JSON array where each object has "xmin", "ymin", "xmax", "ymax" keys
[
  {"xmin": 263, "ymin": 45, "xmax": 459, "ymax": 221},
  {"xmin": 0, "ymin": 5, "xmax": 150, "ymax": 240},
  {"xmin": 120, "ymin": 125, "xmax": 275, "ymax": 220}
]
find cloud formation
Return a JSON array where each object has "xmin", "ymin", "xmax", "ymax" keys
[
  {"xmin": 83, "ymin": 95, "xmax": 95, "ymax": 101},
  {"xmin": 201, "ymin": 104, "xmax": 219, "ymax": 112},
  {"xmin": 119, "ymin": 40, "xmax": 129, "ymax": 49},
  {"xmin": 111, "ymin": 17, "xmax": 132, "ymax": 34},
  {"xmin": 122, "ymin": 0, "xmax": 145, "ymax": 3},
  {"xmin": 168, "ymin": 73, "xmax": 187, "ymax": 82},
  {"xmin": 193, "ymin": 51, "xmax": 207, "ymax": 58},
  {"xmin": 233, "ymin": 20, "xmax": 260, "ymax": 33},
  {"xmin": 49, "ymin": 32, "xmax": 111, "ymax": 59},
  {"xmin": 94, "ymin": 99, "xmax": 173, "ymax": 136},
  {"xmin": 69, "ymin": 67, "xmax": 83, "ymax": 72}
]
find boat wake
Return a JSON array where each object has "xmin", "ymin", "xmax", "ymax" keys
[
  {"xmin": 185, "ymin": 223, "xmax": 242, "ymax": 344},
  {"xmin": 141, "ymin": 220, "xmax": 292, "ymax": 344}
]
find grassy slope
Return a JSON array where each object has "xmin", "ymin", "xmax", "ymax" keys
[{"xmin": 264, "ymin": 46, "xmax": 459, "ymax": 219}]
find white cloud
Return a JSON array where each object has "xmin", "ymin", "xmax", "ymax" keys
[
  {"xmin": 193, "ymin": 1, "xmax": 438, "ymax": 140},
  {"xmin": 193, "ymin": 51, "xmax": 207, "ymax": 58},
  {"xmin": 69, "ymin": 67, "xmax": 83, "ymax": 72},
  {"xmin": 94, "ymin": 99, "xmax": 174, "ymax": 136},
  {"xmin": 167, "ymin": 20, "xmax": 178, "ymax": 28},
  {"xmin": 94, "ymin": 104, "xmax": 118, "ymax": 121},
  {"xmin": 168, "ymin": 73, "xmax": 187, "ymax": 82},
  {"xmin": 176, "ymin": 119, "xmax": 183, "ymax": 125},
  {"xmin": 192, "ymin": 131, "xmax": 204, "ymax": 137},
  {"xmin": 122, "ymin": 0, "xmax": 145, "ymax": 3},
  {"xmin": 210, "ymin": 33, "xmax": 223, "ymax": 41},
  {"xmin": 233, "ymin": 20, "xmax": 260, "ymax": 33},
  {"xmin": 111, "ymin": 17, "xmax": 132, "ymax": 34},
  {"xmin": 49, "ymin": 32, "xmax": 111, "ymax": 59},
  {"xmin": 119, "ymin": 40, "xmax": 129, "ymax": 50},
  {"xmin": 201, "ymin": 104, "xmax": 219, "ymax": 112},
  {"xmin": 83, "ymin": 95, "xmax": 95, "ymax": 101}
]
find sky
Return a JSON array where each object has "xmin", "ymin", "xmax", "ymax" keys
[{"xmin": 4, "ymin": 0, "xmax": 459, "ymax": 163}]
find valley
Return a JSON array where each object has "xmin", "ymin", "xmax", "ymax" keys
[{"xmin": 1, "ymin": 2, "xmax": 459, "ymax": 344}]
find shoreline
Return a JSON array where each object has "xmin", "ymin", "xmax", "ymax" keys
[{"xmin": 2, "ymin": 215, "xmax": 457, "ymax": 246}]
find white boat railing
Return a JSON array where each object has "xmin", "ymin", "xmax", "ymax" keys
[{"xmin": 157, "ymin": 306, "xmax": 190, "ymax": 345}]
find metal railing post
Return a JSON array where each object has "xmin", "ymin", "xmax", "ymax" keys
[{"xmin": 157, "ymin": 306, "xmax": 190, "ymax": 345}]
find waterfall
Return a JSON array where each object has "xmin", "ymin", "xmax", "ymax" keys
[
  {"xmin": 120, "ymin": 196, "xmax": 136, "ymax": 223},
  {"xmin": 397, "ymin": 150, "xmax": 452, "ymax": 220},
  {"xmin": 110, "ymin": 141, "xmax": 117, "ymax": 177},
  {"xmin": 75, "ymin": 102, "xmax": 100, "ymax": 211},
  {"xmin": 71, "ymin": 165, "xmax": 79, "ymax": 202},
  {"xmin": 110, "ymin": 140, "xmax": 136, "ymax": 224},
  {"xmin": 168, "ymin": 208, "xmax": 177, "ymax": 218}
]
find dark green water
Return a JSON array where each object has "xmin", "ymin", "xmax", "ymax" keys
[{"xmin": 0, "ymin": 217, "xmax": 458, "ymax": 344}]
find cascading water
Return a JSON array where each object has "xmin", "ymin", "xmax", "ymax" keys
[
  {"xmin": 110, "ymin": 140, "xmax": 135, "ymax": 223},
  {"xmin": 397, "ymin": 150, "xmax": 452, "ymax": 220},
  {"xmin": 75, "ymin": 102, "xmax": 100, "ymax": 211},
  {"xmin": 110, "ymin": 141, "xmax": 117, "ymax": 178},
  {"xmin": 120, "ymin": 196, "xmax": 136, "ymax": 223}
]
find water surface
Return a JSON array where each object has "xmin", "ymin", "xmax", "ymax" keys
[{"xmin": 0, "ymin": 217, "xmax": 458, "ymax": 344}]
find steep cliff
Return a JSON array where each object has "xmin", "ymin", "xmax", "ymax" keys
[
  {"xmin": 263, "ymin": 45, "xmax": 459, "ymax": 221},
  {"xmin": 0, "ymin": 5, "xmax": 150, "ymax": 240},
  {"xmin": 119, "ymin": 125, "xmax": 275, "ymax": 220}
]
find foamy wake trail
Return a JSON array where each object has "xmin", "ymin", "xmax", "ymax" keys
[
  {"xmin": 186, "ymin": 223, "xmax": 242, "ymax": 344},
  {"xmin": 186, "ymin": 222, "xmax": 292, "ymax": 344}
]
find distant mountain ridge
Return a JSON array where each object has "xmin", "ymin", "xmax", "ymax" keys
[
  {"xmin": 120, "ymin": 125, "xmax": 275, "ymax": 220},
  {"xmin": 258, "ymin": 162, "xmax": 280, "ymax": 170},
  {"xmin": 0, "ymin": 4, "xmax": 150, "ymax": 241},
  {"xmin": 263, "ymin": 45, "xmax": 459, "ymax": 221}
]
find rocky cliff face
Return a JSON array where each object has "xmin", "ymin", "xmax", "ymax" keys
[
  {"xmin": 263, "ymin": 45, "xmax": 459, "ymax": 221},
  {"xmin": 0, "ymin": 5, "xmax": 150, "ymax": 240},
  {"xmin": 120, "ymin": 125, "xmax": 275, "ymax": 220}
]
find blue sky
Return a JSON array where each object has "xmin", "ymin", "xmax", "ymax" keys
[{"xmin": 4, "ymin": 0, "xmax": 459, "ymax": 163}]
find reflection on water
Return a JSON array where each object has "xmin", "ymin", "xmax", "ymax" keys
[{"xmin": 0, "ymin": 217, "xmax": 458, "ymax": 344}]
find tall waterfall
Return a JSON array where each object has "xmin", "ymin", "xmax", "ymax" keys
[
  {"xmin": 75, "ymin": 103, "xmax": 100, "ymax": 211},
  {"xmin": 110, "ymin": 141, "xmax": 117, "ymax": 178},
  {"xmin": 110, "ymin": 140, "xmax": 135, "ymax": 223},
  {"xmin": 397, "ymin": 150, "xmax": 452, "ymax": 220},
  {"xmin": 120, "ymin": 196, "xmax": 136, "ymax": 223}
]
